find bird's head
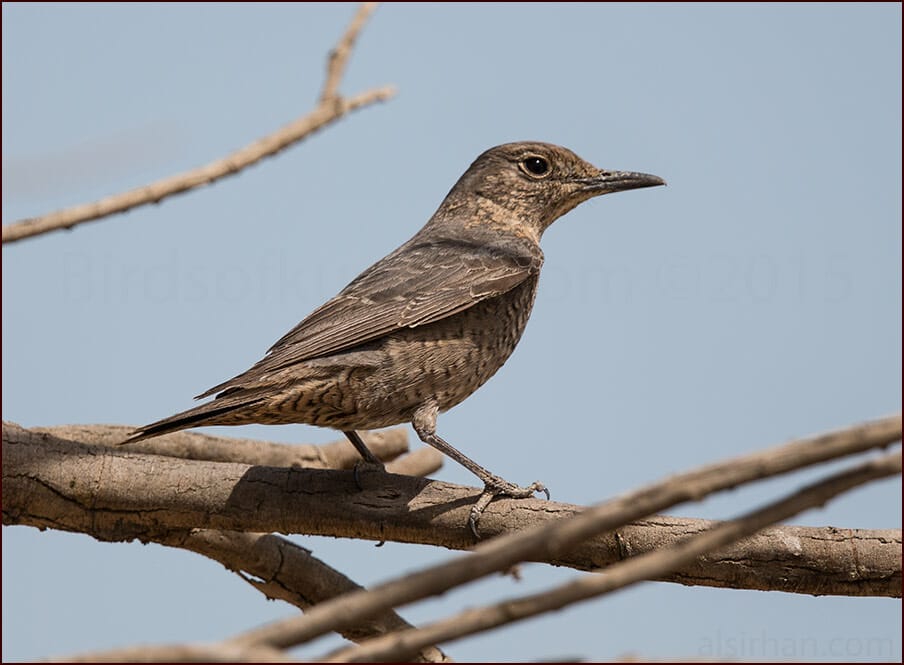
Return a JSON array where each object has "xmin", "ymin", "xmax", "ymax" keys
[{"xmin": 437, "ymin": 141, "xmax": 664, "ymax": 243}]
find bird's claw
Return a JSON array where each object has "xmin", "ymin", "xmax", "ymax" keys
[
  {"xmin": 468, "ymin": 478, "xmax": 549, "ymax": 539},
  {"xmin": 352, "ymin": 458, "xmax": 387, "ymax": 489}
]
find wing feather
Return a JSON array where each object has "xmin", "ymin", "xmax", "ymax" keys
[{"xmin": 196, "ymin": 237, "xmax": 541, "ymax": 399}]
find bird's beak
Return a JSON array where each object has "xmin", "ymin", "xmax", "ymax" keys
[{"xmin": 576, "ymin": 170, "xmax": 666, "ymax": 194}]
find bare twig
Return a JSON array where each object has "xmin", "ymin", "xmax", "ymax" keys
[
  {"xmin": 321, "ymin": 3, "xmax": 378, "ymax": 104},
  {"xmin": 36, "ymin": 423, "xmax": 440, "ymax": 474},
  {"xmin": 35, "ymin": 423, "xmax": 411, "ymax": 469},
  {"xmin": 324, "ymin": 451, "xmax": 903, "ymax": 662},
  {"xmin": 2, "ymin": 3, "xmax": 394, "ymax": 244},
  {"xmin": 4, "ymin": 418, "xmax": 900, "ymax": 599},
  {"xmin": 218, "ymin": 414, "xmax": 902, "ymax": 651},
  {"xmin": 50, "ymin": 641, "xmax": 295, "ymax": 663}
]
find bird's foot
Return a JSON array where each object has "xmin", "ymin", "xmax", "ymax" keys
[
  {"xmin": 469, "ymin": 476, "xmax": 549, "ymax": 539},
  {"xmin": 352, "ymin": 458, "xmax": 387, "ymax": 490}
]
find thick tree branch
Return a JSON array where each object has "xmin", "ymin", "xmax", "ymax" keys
[
  {"xmin": 1, "ymin": 3, "xmax": 394, "ymax": 244},
  {"xmin": 224, "ymin": 414, "xmax": 902, "ymax": 652},
  {"xmin": 135, "ymin": 436, "xmax": 447, "ymax": 661},
  {"xmin": 4, "ymin": 418, "xmax": 899, "ymax": 600},
  {"xmin": 23, "ymin": 425, "xmax": 450, "ymax": 663},
  {"xmin": 324, "ymin": 452, "xmax": 903, "ymax": 662}
]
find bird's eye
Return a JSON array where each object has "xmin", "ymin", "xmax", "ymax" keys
[{"xmin": 521, "ymin": 156, "xmax": 550, "ymax": 177}]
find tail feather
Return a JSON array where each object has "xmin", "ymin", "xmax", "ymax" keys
[{"xmin": 123, "ymin": 396, "xmax": 264, "ymax": 444}]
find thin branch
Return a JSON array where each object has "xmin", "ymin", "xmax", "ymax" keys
[
  {"xmin": 321, "ymin": 3, "xmax": 378, "ymax": 104},
  {"xmin": 324, "ymin": 451, "xmax": 903, "ymax": 662},
  {"xmin": 153, "ymin": 530, "xmax": 449, "ymax": 663},
  {"xmin": 34, "ymin": 424, "xmax": 411, "ymax": 469},
  {"xmin": 4, "ymin": 419, "xmax": 900, "ymax": 599},
  {"xmin": 2, "ymin": 3, "xmax": 394, "ymax": 245},
  {"xmin": 385, "ymin": 446, "xmax": 444, "ymax": 476},
  {"xmin": 50, "ymin": 642, "xmax": 295, "ymax": 663}
]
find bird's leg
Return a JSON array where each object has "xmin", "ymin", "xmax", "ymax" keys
[
  {"xmin": 413, "ymin": 402, "xmax": 548, "ymax": 537},
  {"xmin": 343, "ymin": 430, "xmax": 387, "ymax": 488},
  {"xmin": 343, "ymin": 430, "xmax": 385, "ymax": 465}
]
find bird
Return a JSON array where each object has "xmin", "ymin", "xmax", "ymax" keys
[{"xmin": 126, "ymin": 141, "xmax": 664, "ymax": 534}]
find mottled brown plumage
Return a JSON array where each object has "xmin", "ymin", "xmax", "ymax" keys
[{"xmin": 127, "ymin": 142, "xmax": 664, "ymax": 532}]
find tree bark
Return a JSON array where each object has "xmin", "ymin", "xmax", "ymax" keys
[{"xmin": 5, "ymin": 421, "xmax": 899, "ymax": 598}]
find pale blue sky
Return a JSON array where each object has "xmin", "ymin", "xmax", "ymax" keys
[{"xmin": 3, "ymin": 3, "xmax": 901, "ymax": 662}]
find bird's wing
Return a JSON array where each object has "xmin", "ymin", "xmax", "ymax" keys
[{"xmin": 197, "ymin": 237, "xmax": 542, "ymax": 398}]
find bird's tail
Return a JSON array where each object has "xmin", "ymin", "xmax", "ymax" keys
[{"xmin": 122, "ymin": 394, "xmax": 264, "ymax": 444}]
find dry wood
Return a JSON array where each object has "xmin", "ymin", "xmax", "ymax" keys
[
  {"xmin": 324, "ymin": 451, "xmax": 902, "ymax": 662},
  {"xmin": 5, "ymin": 416, "xmax": 899, "ymax": 602},
  {"xmin": 1, "ymin": 3, "xmax": 393, "ymax": 244},
  {"xmin": 35, "ymin": 423, "xmax": 410, "ymax": 469}
]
